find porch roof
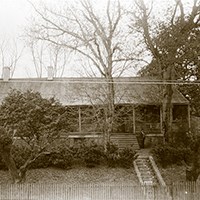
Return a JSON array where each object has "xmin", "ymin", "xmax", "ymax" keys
[{"xmin": 0, "ymin": 77, "xmax": 189, "ymax": 106}]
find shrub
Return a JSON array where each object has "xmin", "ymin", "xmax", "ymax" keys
[
  {"xmin": 6, "ymin": 139, "xmax": 136, "ymax": 170},
  {"xmin": 49, "ymin": 150, "xmax": 73, "ymax": 169},
  {"xmin": 104, "ymin": 142, "xmax": 137, "ymax": 168},
  {"xmin": 69, "ymin": 139, "xmax": 86, "ymax": 160},
  {"xmin": 104, "ymin": 142, "xmax": 120, "ymax": 167},
  {"xmin": 48, "ymin": 139, "xmax": 74, "ymax": 169},
  {"xmin": 0, "ymin": 157, "xmax": 6, "ymax": 170},
  {"xmin": 30, "ymin": 154, "xmax": 51, "ymax": 169},
  {"xmin": 12, "ymin": 144, "xmax": 31, "ymax": 168},
  {"xmin": 173, "ymin": 131, "xmax": 195, "ymax": 148},
  {"xmin": 152, "ymin": 144, "xmax": 192, "ymax": 167},
  {"xmin": 118, "ymin": 147, "xmax": 137, "ymax": 168},
  {"xmin": 12, "ymin": 143, "xmax": 51, "ymax": 169},
  {"xmin": 0, "ymin": 90, "xmax": 71, "ymax": 173},
  {"xmin": 81, "ymin": 140, "xmax": 104, "ymax": 167}
]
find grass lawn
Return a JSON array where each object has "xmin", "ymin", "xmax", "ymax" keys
[
  {"xmin": 0, "ymin": 166, "xmax": 141, "ymax": 200},
  {"xmin": 159, "ymin": 165, "xmax": 186, "ymax": 185},
  {"xmin": 0, "ymin": 166, "xmax": 139, "ymax": 185}
]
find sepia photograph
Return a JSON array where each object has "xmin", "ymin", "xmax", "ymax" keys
[{"xmin": 0, "ymin": 0, "xmax": 199, "ymax": 199}]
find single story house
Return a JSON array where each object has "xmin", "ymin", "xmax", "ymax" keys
[{"xmin": 0, "ymin": 67, "xmax": 190, "ymax": 149}]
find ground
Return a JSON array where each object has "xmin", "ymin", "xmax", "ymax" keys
[
  {"xmin": 159, "ymin": 165, "xmax": 186, "ymax": 185},
  {"xmin": 0, "ymin": 166, "xmax": 139, "ymax": 185},
  {"xmin": 0, "ymin": 162, "xmax": 189, "ymax": 186},
  {"xmin": 0, "ymin": 158, "xmax": 198, "ymax": 199},
  {"xmin": 0, "ymin": 148, "xmax": 195, "ymax": 188},
  {"xmin": 136, "ymin": 148, "xmax": 190, "ymax": 185},
  {"xmin": 0, "ymin": 167, "xmax": 141, "ymax": 200}
]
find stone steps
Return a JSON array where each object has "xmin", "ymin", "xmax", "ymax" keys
[
  {"xmin": 110, "ymin": 134, "xmax": 140, "ymax": 150},
  {"xmin": 134, "ymin": 156, "xmax": 163, "ymax": 186}
]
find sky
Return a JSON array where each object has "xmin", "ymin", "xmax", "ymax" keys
[
  {"xmin": 0, "ymin": 0, "xmax": 192, "ymax": 78},
  {"xmin": 0, "ymin": 0, "xmax": 57, "ymax": 78}
]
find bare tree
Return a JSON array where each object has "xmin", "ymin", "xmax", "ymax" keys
[
  {"xmin": 28, "ymin": 0, "xmax": 135, "ymax": 144},
  {"xmin": 0, "ymin": 38, "xmax": 23, "ymax": 78},
  {"xmin": 29, "ymin": 40, "xmax": 45, "ymax": 78},
  {"xmin": 48, "ymin": 44, "xmax": 69, "ymax": 77},
  {"xmin": 28, "ymin": 40, "xmax": 69, "ymax": 78},
  {"xmin": 131, "ymin": 0, "xmax": 200, "ymax": 142}
]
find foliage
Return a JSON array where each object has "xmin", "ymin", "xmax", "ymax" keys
[
  {"xmin": 173, "ymin": 131, "xmax": 195, "ymax": 148},
  {"xmin": 7, "ymin": 140, "xmax": 73, "ymax": 170},
  {"xmin": 152, "ymin": 143, "xmax": 192, "ymax": 168},
  {"xmin": 49, "ymin": 151, "xmax": 73, "ymax": 169},
  {"xmin": 178, "ymin": 84, "xmax": 200, "ymax": 117},
  {"xmin": 0, "ymin": 127, "xmax": 13, "ymax": 152},
  {"xmin": 11, "ymin": 144, "xmax": 31, "ymax": 169},
  {"xmin": 0, "ymin": 90, "xmax": 71, "ymax": 182},
  {"xmin": 133, "ymin": 0, "xmax": 200, "ymax": 143},
  {"xmin": 150, "ymin": 132, "xmax": 200, "ymax": 181},
  {"xmin": 0, "ymin": 157, "xmax": 6, "ymax": 170},
  {"xmin": 1, "ymin": 137, "xmax": 137, "ymax": 171},
  {"xmin": 118, "ymin": 147, "xmax": 137, "ymax": 168},
  {"xmin": 81, "ymin": 140, "xmax": 104, "ymax": 167},
  {"xmin": 48, "ymin": 139, "xmax": 74, "ymax": 169},
  {"xmin": 104, "ymin": 142, "xmax": 136, "ymax": 168},
  {"xmin": 136, "ymin": 5, "xmax": 200, "ymax": 80},
  {"xmin": 0, "ymin": 89, "xmax": 68, "ymax": 136},
  {"xmin": 104, "ymin": 142, "xmax": 120, "ymax": 167},
  {"xmin": 135, "ymin": 0, "xmax": 200, "ymax": 121}
]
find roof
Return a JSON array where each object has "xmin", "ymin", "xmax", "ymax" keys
[{"xmin": 0, "ymin": 77, "xmax": 189, "ymax": 106}]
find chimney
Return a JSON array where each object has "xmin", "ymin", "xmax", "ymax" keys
[
  {"xmin": 47, "ymin": 66, "xmax": 54, "ymax": 81},
  {"xmin": 2, "ymin": 67, "xmax": 10, "ymax": 81}
]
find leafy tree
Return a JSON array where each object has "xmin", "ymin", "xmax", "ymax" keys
[
  {"xmin": 0, "ymin": 90, "xmax": 69, "ymax": 183},
  {"xmin": 132, "ymin": 0, "xmax": 200, "ymax": 142},
  {"xmin": 131, "ymin": 0, "xmax": 200, "ymax": 181},
  {"xmin": 178, "ymin": 84, "xmax": 200, "ymax": 117}
]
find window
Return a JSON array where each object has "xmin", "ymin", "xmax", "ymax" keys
[
  {"xmin": 173, "ymin": 105, "xmax": 188, "ymax": 121},
  {"xmin": 135, "ymin": 105, "xmax": 160, "ymax": 123}
]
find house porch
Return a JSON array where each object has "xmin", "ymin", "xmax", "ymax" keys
[{"xmin": 62, "ymin": 103, "xmax": 190, "ymax": 149}]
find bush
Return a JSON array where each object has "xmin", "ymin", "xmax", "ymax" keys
[
  {"xmin": 12, "ymin": 144, "xmax": 31, "ymax": 168},
  {"xmin": 152, "ymin": 144, "xmax": 192, "ymax": 167},
  {"xmin": 173, "ymin": 131, "xmax": 195, "ymax": 148},
  {"xmin": 104, "ymin": 142, "xmax": 136, "ymax": 168},
  {"xmin": 118, "ymin": 147, "xmax": 137, "ymax": 168},
  {"xmin": 0, "ymin": 157, "xmax": 6, "ymax": 170},
  {"xmin": 104, "ymin": 142, "xmax": 120, "ymax": 167},
  {"xmin": 30, "ymin": 154, "xmax": 51, "ymax": 169},
  {"xmin": 49, "ymin": 150, "xmax": 73, "ymax": 169},
  {"xmin": 6, "ymin": 139, "xmax": 136, "ymax": 170},
  {"xmin": 48, "ymin": 139, "xmax": 74, "ymax": 169},
  {"xmin": 81, "ymin": 140, "xmax": 104, "ymax": 167},
  {"xmin": 12, "ymin": 143, "xmax": 51, "ymax": 169},
  {"xmin": 69, "ymin": 139, "xmax": 86, "ymax": 161}
]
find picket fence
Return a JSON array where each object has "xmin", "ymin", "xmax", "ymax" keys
[{"xmin": 0, "ymin": 182, "xmax": 200, "ymax": 200}]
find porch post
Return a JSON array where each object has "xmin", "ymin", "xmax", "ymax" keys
[
  {"xmin": 170, "ymin": 105, "xmax": 173, "ymax": 129},
  {"xmin": 133, "ymin": 106, "xmax": 136, "ymax": 134},
  {"xmin": 160, "ymin": 106, "xmax": 163, "ymax": 135},
  {"xmin": 188, "ymin": 104, "xmax": 191, "ymax": 131},
  {"xmin": 78, "ymin": 106, "xmax": 82, "ymax": 132}
]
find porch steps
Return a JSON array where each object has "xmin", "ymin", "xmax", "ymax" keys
[
  {"xmin": 134, "ymin": 156, "xmax": 166, "ymax": 186},
  {"xmin": 110, "ymin": 134, "xmax": 140, "ymax": 150}
]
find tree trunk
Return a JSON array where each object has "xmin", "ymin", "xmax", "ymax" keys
[
  {"xmin": 186, "ymin": 145, "xmax": 200, "ymax": 182},
  {"xmin": 162, "ymin": 66, "xmax": 173, "ymax": 143},
  {"xmin": 104, "ymin": 75, "xmax": 115, "ymax": 146},
  {"xmin": 1, "ymin": 149, "xmax": 21, "ymax": 183}
]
